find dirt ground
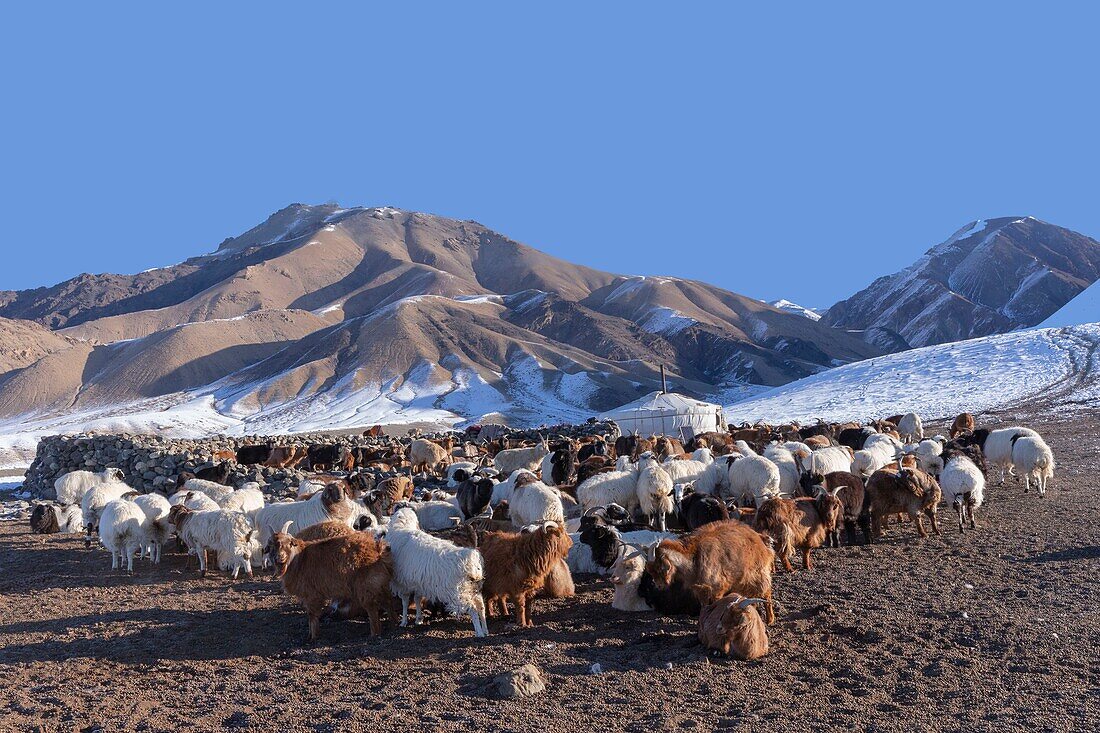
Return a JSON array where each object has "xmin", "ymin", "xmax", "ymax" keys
[{"xmin": 1, "ymin": 411, "xmax": 1098, "ymax": 733}]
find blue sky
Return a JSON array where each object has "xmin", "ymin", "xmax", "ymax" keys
[{"xmin": 2, "ymin": 3, "xmax": 1097, "ymax": 308}]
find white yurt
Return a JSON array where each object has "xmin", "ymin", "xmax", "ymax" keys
[{"xmin": 599, "ymin": 391, "xmax": 725, "ymax": 440}]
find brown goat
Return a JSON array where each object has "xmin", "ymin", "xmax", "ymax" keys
[
  {"xmin": 804, "ymin": 435, "xmax": 832, "ymax": 450},
  {"xmin": 265, "ymin": 445, "xmax": 308, "ymax": 469},
  {"xmin": 211, "ymin": 449, "xmax": 237, "ymax": 463},
  {"xmin": 820, "ymin": 471, "xmax": 867, "ymax": 545},
  {"xmin": 478, "ymin": 522, "xmax": 573, "ymax": 627},
  {"xmin": 754, "ymin": 494, "xmax": 841, "ymax": 572},
  {"xmin": 951, "ymin": 412, "xmax": 976, "ymax": 438},
  {"xmin": 644, "ymin": 520, "xmax": 776, "ymax": 624},
  {"xmin": 366, "ymin": 476, "xmax": 414, "ymax": 517},
  {"xmin": 295, "ymin": 521, "xmax": 354, "ymax": 543},
  {"xmin": 653, "ymin": 436, "xmax": 686, "ymax": 461},
  {"xmin": 538, "ymin": 558, "xmax": 576, "ymax": 599},
  {"xmin": 276, "ymin": 532, "xmax": 393, "ymax": 640},
  {"xmin": 865, "ymin": 468, "xmax": 941, "ymax": 541},
  {"xmin": 698, "ymin": 594, "xmax": 770, "ymax": 660}
]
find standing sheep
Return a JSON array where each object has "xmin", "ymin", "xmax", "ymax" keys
[
  {"xmin": 98, "ymin": 499, "xmax": 150, "ymax": 573},
  {"xmin": 54, "ymin": 468, "xmax": 126, "ymax": 506},
  {"xmin": 386, "ymin": 508, "xmax": 489, "ymax": 637},
  {"xmin": 635, "ymin": 452, "xmax": 674, "ymax": 531},
  {"xmin": 940, "ymin": 452, "xmax": 985, "ymax": 532},
  {"xmin": 1012, "ymin": 435, "xmax": 1055, "ymax": 497},
  {"xmin": 81, "ymin": 482, "xmax": 135, "ymax": 548},
  {"xmin": 132, "ymin": 493, "xmax": 172, "ymax": 563}
]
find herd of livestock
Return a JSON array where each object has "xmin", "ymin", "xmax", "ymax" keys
[{"xmin": 25, "ymin": 411, "xmax": 1056, "ymax": 660}]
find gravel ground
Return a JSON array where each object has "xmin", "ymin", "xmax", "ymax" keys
[{"xmin": 1, "ymin": 413, "xmax": 1098, "ymax": 733}]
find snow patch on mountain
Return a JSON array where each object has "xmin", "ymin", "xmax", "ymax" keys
[
  {"xmin": 769, "ymin": 300, "xmax": 821, "ymax": 321},
  {"xmin": 725, "ymin": 324, "xmax": 1099, "ymax": 424}
]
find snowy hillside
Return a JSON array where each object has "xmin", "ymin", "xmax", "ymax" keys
[
  {"xmin": 725, "ymin": 324, "xmax": 1100, "ymax": 423},
  {"xmin": 1040, "ymin": 280, "xmax": 1100, "ymax": 328}
]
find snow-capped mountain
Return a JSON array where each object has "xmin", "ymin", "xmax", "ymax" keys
[
  {"xmin": 823, "ymin": 217, "xmax": 1100, "ymax": 350},
  {"xmin": 769, "ymin": 300, "xmax": 821, "ymax": 321},
  {"xmin": 0, "ymin": 204, "xmax": 883, "ymax": 464}
]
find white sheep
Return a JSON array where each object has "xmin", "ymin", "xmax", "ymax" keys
[
  {"xmin": 694, "ymin": 457, "xmax": 732, "ymax": 497},
  {"xmin": 170, "ymin": 505, "xmax": 259, "ymax": 578},
  {"xmin": 1011, "ymin": 435, "xmax": 1055, "ymax": 496},
  {"xmin": 635, "ymin": 452, "xmax": 673, "ymax": 531},
  {"xmin": 386, "ymin": 507, "xmax": 489, "ymax": 637},
  {"xmin": 490, "ymin": 468, "xmax": 532, "ymax": 507},
  {"xmin": 54, "ymin": 468, "xmax": 125, "ymax": 506},
  {"xmin": 690, "ymin": 447, "xmax": 714, "ymax": 464},
  {"xmin": 897, "ymin": 412, "xmax": 924, "ymax": 442},
  {"xmin": 221, "ymin": 484, "xmax": 266, "ymax": 519},
  {"xmin": 576, "ymin": 467, "xmax": 639, "ymax": 514},
  {"xmin": 508, "ymin": 477, "xmax": 565, "ymax": 528},
  {"xmin": 981, "ymin": 427, "xmax": 1041, "ymax": 483},
  {"xmin": 81, "ymin": 482, "xmax": 135, "ymax": 547},
  {"xmin": 660, "ymin": 457, "xmax": 711, "ymax": 485},
  {"xmin": 763, "ymin": 445, "xmax": 799, "ymax": 495},
  {"xmin": 493, "ymin": 437, "xmax": 550, "ymax": 476},
  {"xmin": 726, "ymin": 455, "xmax": 782, "ymax": 507},
  {"xmin": 852, "ymin": 434, "xmax": 902, "ymax": 478},
  {"xmin": 132, "ymin": 493, "xmax": 172, "ymax": 563},
  {"xmin": 98, "ymin": 498, "xmax": 149, "ymax": 573},
  {"xmin": 733, "ymin": 440, "xmax": 758, "ymax": 456},
  {"xmin": 940, "ymin": 455, "xmax": 985, "ymax": 531},
  {"xmin": 907, "ymin": 439, "xmax": 944, "ymax": 477},
  {"xmin": 782, "ymin": 441, "xmax": 813, "ymax": 466},
  {"xmin": 806, "ymin": 446, "xmax": 853, "ymax": 477},
  {"xmin": 393, "ymin": 499, "xmax": 463, "ymax": 531},
  {"xmin": 168, "ymin": 490, "xmax": 221, "ymax": 512},
  {"xmin": 180, "ymin": 478, "xmax": 236, "ymax": 506}
]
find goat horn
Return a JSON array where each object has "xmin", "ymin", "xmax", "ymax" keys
[
  {"xmin": 737, "ymin": 597, "xmax": 768, "ymax": 609},
  {"xmin": 279, "ymin": 520, "xmax": 294, "ymax": 535}
]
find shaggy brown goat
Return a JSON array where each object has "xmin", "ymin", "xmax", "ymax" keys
[
  {"xmin": 698, "ymin": 594, "xmax": 770, "ymax": 660},
  {"xmin": 951, "ymin": 412, "xmax": 976, "ymax": 438},
  {"xmin": 478, "ymin": 522, "xmax": 573, "ymax": 627},
  {"xmin": 653, "ymin": 436, "xmax": 686, "ymax": 461},
  {"xmin": 865, "ymin": 468, "xmax": 941, "ymax": 541},
  {"xmin": 644, "ymin": 520, "xmax": 775, "ymax": 623},
  {"xmin": 365, "ymin": 476, "xmax": 414, "ymax": 517},
  {"xmin": 754, "ymin": 493, "xmax": 841, "ymax": 572},
  {"xmin": 818, "ymin": 471, "xmax": 867, "ymax": 544},
  {"xmin": 276, "ymin": 531, "xmax": 393, "ymax": 640}
]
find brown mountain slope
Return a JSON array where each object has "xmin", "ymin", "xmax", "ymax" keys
[{"xmin": 0, "ymin": 318, "xmax": 78, "ymax": 376}]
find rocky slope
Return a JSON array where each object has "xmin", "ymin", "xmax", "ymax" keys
[{"xmin": 823, "ymin": 217, "xmax": 1100, "ymax": 349}]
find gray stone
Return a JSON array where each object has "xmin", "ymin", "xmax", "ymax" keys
[{"xmin": 492, "ymin": 664, "xmax": 545, "ymax": 699}]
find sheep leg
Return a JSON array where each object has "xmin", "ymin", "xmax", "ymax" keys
[
  {"xmin": 968, "ymin": 503, "xmax": 977, "ymax": 530},
  {"xmin": 126, "ymin": 542, "xmax": 137, "ymax": 573},
  {"xmin": 198, "ymin": 548, "xmax": 208, "ymax": 576},
  {"xmin": 413, "ymin": 597, "xmax": 424, "ymax": 626},
  {"xmin": 657, "ymin": 511, "xmax": 667, "ymax": 533},
  {"xmin": 85, "ymin": 525, "xmax": 94, "ymax": 549},
  {"xmin": 471, "ymin": 595, "xmax": 489, "ymax": 637},
  {"xmin": 398, "ymin": 594, "xmax": 411, "ymax": 628},
  {"xmin": 110, "ymin": 547, "xmax": 119, "ymax": 570}
]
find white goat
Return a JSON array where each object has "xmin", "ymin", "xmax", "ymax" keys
[
  {"xmin": 386, "ymin": 507, "xmax": 488, "ymax": 637},
  {"xmin": 408, "ymin": 439, "xmax": 452, "ymax": 475},
  {"xmin": 897, "ymin": 413, "xmax": 924, "ymax": 442},
  {"xmin": 221, "ymin": 484, "xmax": 266, "ymax": 519},
  {"xmin": 54, "ymin": 467, "xmax": 126, "ymax": 506},
  {"xmin": 81, "ymin": 482, "xmax": 134, "ymax": 547},
  {"xmin": 660, "ymin": 457, "xmax": 711, "ymax": 485},
  {"xmin": 609, "ymin": 550, "xmax": 650, "ymax": 612},
  {"xmin": 508, "ymin": 477, "xmax": 565, "ymax": 528},
  {"xmin": 907, "ymin": 439, "xmax": 944, "ymax": 477},
  {"xmin": 169, "ymin": 490, "xmax": 221, "ymax": 512},
  {"xmin": 1011, "ymin": 435, "xmax": 1055, "ymax": 496},
  {"xmin": 170, "ymin": 505, "xmax": 258, "ymax": 578},
  {"xmin": 979, "ymin": 427, "xmax": 1040, "ymax": 483},
  {"xmin": 726, "ymin": 455, "xmax": 782, "ymax": 507},
  {"xmin": 180, "ymin": 478, "xmax": 236, "ymax": 506},
  {"xmin": 253, "ymin": 485, "xmax": 358, "ymax": 548},
  {"xmin": 690, "ymin": 447, "xmax": 714, "ymax": 464},
  {"xmin": 98, "ymin": 499, "xmax": 149, "ymax": 573},
  {"xmin": 576, "ymin": 467, "xmax": 639, "ymax": 513},
  {"xmin": 393, "ymin": 499, "xmax": 463, "ymax": 531},
  {"xmin": 493, "ymin": 437, "xmax": 550, "ymax": 475},
  {"xmin": 763, "ymin": 445, "xmax": 799, "ymax": 495},
  {"xmin": 694, "ymin": 457, "xmax": 732, "ymax": 497},
  {"xmin": 806, "ymin": 446, "xmax": 853, "ymax": 476},
  {"xmin": 635, "ymin": 452, "xmax": 673, "ymax": 531},
  {"xmin": 853, "ymin": 434, "xmax": 902, "ymax": 478},
  {"xmin": 132, "ymin": 493, "xmax": 172, "ymax": 564},
  {"xmin": 940, "ymin": 455, "xmax": 985, "ymax": 531}
]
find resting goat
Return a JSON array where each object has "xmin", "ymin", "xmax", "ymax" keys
[{"xmin": 698, "ymin": 595, "xmax": 769, "ymax": 661}]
